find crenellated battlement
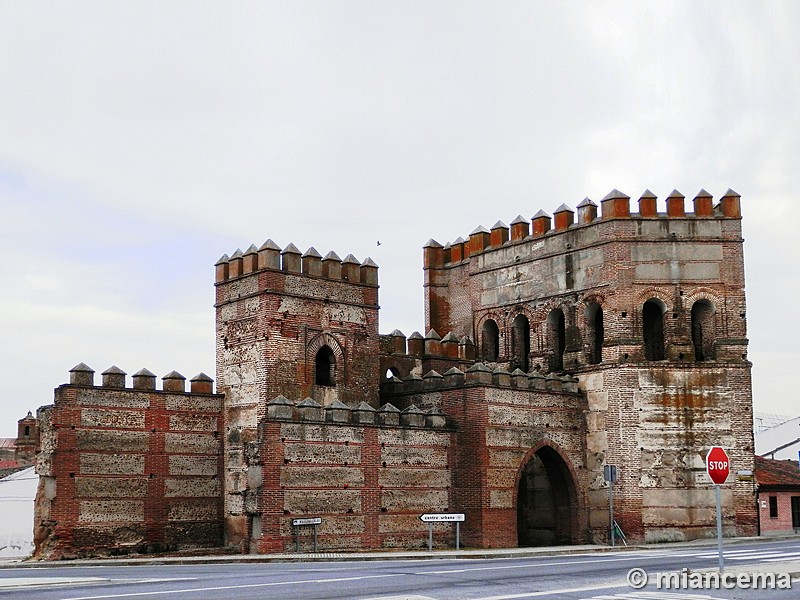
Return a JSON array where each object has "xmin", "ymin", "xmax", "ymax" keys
[
  {"xmin": 424, "ymin": 188, "xmax": 741, "ymax": 267},
  {"xmin": 215, "ymin": 239, "xmax": 378, "ymax": 287},
  {"xmin": 379, "ymin": 329, "xmax": 476, "ymax": 360},
  {"xmin": 65, "ymin": 363, "xmax": 215, "ymax": 394},
  {"xmin": 381, "ymin": 366, "xmax": 579, "ymax": 398},
  {"xmin": 265, "ymin": 395, "xmax": 449, "ymax": 429}
]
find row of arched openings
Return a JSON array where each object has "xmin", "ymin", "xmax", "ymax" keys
[{"xmin": 481, "ymin": 298, "xmax": 715, "ymax": 370}]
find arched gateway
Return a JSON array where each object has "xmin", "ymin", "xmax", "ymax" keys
[{"xmin": 516, "ymin": 444, "xmax": 580, "ymax": 546}]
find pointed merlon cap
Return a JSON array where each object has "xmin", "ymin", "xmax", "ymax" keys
[
  {"xmin": 470, "ymin": 225, "xmax": 490, "ymax": 235},
  {"xmin": 720, "ymin": 188, "xmax": 741, "ymax": 217},
  {"xmin": 408, "ymin": 331, "xmax": 424, "ymax": 339},
  {"xmin": 577, "ymin": 197, "xmax": 597, "ymax": 207},
  {"xmin": 694, "ymin": 188, "xmax": 712, "ymax": 198},
  {"xmin": 162, "ymin": 370, "xmax": 186, "ymax": 393},
  {"xmin": 390, "ymin": 329, "xmax": 405, "ymax": 337},
  {"xmin": 423, "ymin": 239, "xmax": 443, "ymax": 248},
  {"xmin": 425, "ymin": 328, "xmax": 441, "ymax": 340},
  {"xmin": 667, "ymin": 189, "xmax": 685, "ymax": 199},
  {"xmin": 639, "ymin": 189, "xmax": 657, "ymax": 199},
  {"xmin": 444, "ymin": 366, "xmax": 464, "ymax": 376},
  {"xmin": 101, "ymin": 365, "xmax": 126, "ymax": 389},
  {"xmin": 355, "ymin": 401, "xmax": 376, "ymax": 412},
  {"xmin": 342, "ymin": 253, "xmax": 360, "ymax": 264},
  {"xmin": 244, "ymin": 244, "xmax": 258, "ymax": 255},
  {"xmin": 230, "ymin": 248, "xmax": 244, "ymax": 259},
  {"xmin": 102, "ymin": 365, "xmax": 126, "ymax": 376},
  {"xmin": 441, "ymin": 331, "xmax": 459, "ymax": 343},
  {"xmin": 268, "ymin": 395, "xmax": 294, "ymax": 406},
  {"xmin": 466, "ymin": 362, "xmax": 493, "ymax": 373},
  {"xmin": 281, "ymin": 243, "xmax": 301, "ymax": 255},
  {"xmin": 327, "ymin": 399, "xmax": 349, "ymax": 410},
  {"xmin": 69, "ymin": 362, "xmax": 95, "ymax": 386},
  {"xmin": 491, "ymin": 220, "xmax": 508, "ymax": 230},
  {"xmin": 602, "ymin": 189, "xmax": 630, "ymax": 201},
  {"xmin": 378, "ymin": 402, "xmax": 400, "ymax": 413},
  {"xmin": 132, "ymin": 367, "xmax": 157, "ymax": 390},
  {"xmin": 510, "ymin": 214, "xmax": 528, "ymax": 225},
  {"xmin": 190, "ymin": 372, "xmax": 214, "ymax": 394},
  {"xmin": 259, "ymin": 239, "xmax": 281, "ymax": 251},
  {"xmin": 361, "ymin": 256, "xmax": 378, "ymax": 268},
  {"xmin": 323, "ymin": 250, "xmax": 341, "ymax": 261},
  {"xmin": 553, "ymin": 204, "xmax": 574, "ymax": 214},
  {"xmin": 302, "ymin": 246, "xmax": 322, "ymax": 258},
  {"xmin": 532, "ymin": 209, "xmax": 550, "ymax": 219},
  {"xmin": 297, "ymin": 397, "xmax": 322, "ymax": 408},
  {"xmin": 215, "ymin": 254, "xmax": 230, "ymax": 265},
  {"xmin": 163, "ymin": 370, "xmax": 185, "ymax": 380}
]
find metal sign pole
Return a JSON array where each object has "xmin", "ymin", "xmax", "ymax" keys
[
  {"xmin": 428, "ymin": 522, "xmax": 433, "ymax": 551},
  {"xmin": 295, "ymin": 525, "xmax": 300, "ymax": 552},
  {"xmin": 715, "ymin": 484, "xmax": 724, "ymax": 572},
  {"xmin": 609, "ymin": 477, "xmax": 615, "ymax": 547},
  {"xmin": 313, "ymin": 523, "xmax": 318, "ymax": 552},
  {"xmin": 456, "ymin": 522, "xmax": 460, "ymax": 550}
]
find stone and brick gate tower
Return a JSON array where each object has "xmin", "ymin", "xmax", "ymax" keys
[
  {"xmin": 214, "ymin": 241, "xmax": 381, "ymax": 548},
  {"xmin": 421, "ymin": 189, "xmax": 755, "ymax": 543}
]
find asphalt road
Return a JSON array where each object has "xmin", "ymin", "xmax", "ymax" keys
[{"xmin": 1, "ymin": 539, "xmax": 800, "ymax": 600}]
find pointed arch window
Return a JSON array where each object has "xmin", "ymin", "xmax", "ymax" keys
[
  {"xmin": 585, "ymin": 303, "xmax": 604, "ymax": 365},
  {"xmin": 481, "ymin": 319, "xmax": 500, "ymax": 361},
  {"xmin": 511, "ymin": 314, "xmax": 530, "ymax": 372},
  {"xmin": 315, "ymin": 345, "xmax": 336, "ymax": 386},
  {"xmin": 691, "ymin": 299, "xmax": 716, "ymax": 361},
  {"xmin": 548, "ymin": 309, "xmax": 566, "ymax": 371},
  {"xmin": 643, "ymin": 300, "xmax": 665, "ymax": 361}
]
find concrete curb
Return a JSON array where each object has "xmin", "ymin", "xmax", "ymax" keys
[{"xmin": 0, "ymin": 535, "xmax": 794, "ymax": 569}]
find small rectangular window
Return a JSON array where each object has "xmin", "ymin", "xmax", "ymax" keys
[
  {"xmin": 792, "ymin": 497, "xmax": 800, "ymax": 528},
  {"xmin": 769, "ymin": 495, "xmax": 778, "ymax": 518}
]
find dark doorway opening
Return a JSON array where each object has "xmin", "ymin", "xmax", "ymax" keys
[{"xmin": 517, "ymin": 446, "xmax": 576, "ymax": 546}]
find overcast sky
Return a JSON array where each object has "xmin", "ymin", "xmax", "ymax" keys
[{"xmin": 1, "ymin": 2, "xmax": 797, "ymax": 437}]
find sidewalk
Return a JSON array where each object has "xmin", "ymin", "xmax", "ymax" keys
[{"xmin": 0, "ymin": 535, "xmax": 795, "ymax": 569}]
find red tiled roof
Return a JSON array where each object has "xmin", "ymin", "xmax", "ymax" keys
[
  {"xmin": 0, "ymin": 438, "xmax": 16, "ymax": 449},
  {"xmin": 0, "ymin": 460, "xmax": 22, "ymax": 469},
  {"xmin": 755, "ymin": 456, "xmax": 800, "ymax": 488}
]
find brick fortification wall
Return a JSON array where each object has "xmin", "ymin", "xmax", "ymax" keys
[
  {"xmin": 33, "ymin": 186, "xmax": 757, "ymax": 557},
  {"xmin": 250, "ymin": 396, "xmax": 454, "ymax": 552},
  {"xmin": 34, "ymin": 364, "xmax": 224, "ymax": 559},
  {"xmin": 421, "ymin": 189, "xmax": 756, "ymax": 542}
]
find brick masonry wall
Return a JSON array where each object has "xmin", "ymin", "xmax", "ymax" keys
[
  {"xmin": 758, "ymin": 492, "xmax": 799, "ymax": 535},
  {"xmin": 254, "ymin": 412, "xmax": 455, "ymax": 552},
  {"xmin": 35, "ymin": 381, "xmax": 224, "ymax": 559}
]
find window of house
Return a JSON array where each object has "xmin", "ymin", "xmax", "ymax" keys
[
  {"xmin": 511, "ymin": 314, "xmax": 530, "ymax": 372},
  {"xmin": 315, "ymin": 345, "xmax": 336, "ymax": 386},
  {"xmin": 481, "ymin": 319, "xmax": 500, "ymax": 361},
  {"xmin": 24, "ymin": 425, "xmax": 30, "ymax": 437},
  {"xmin": 643, "ymin": 300, "xmax": 665, "ymax": 361},
  {"xmin": 792, "ymin": 497, "xmax": 800, "ymax": 529},
  {"xmin": 769, "ymin": 495, "xmax": 778, "ymax": 519}
]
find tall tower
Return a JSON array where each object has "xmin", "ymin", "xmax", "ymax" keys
[
  {"xmin": 214, "ymin": 240, "xmax": 380, "ymax": 547},
  {"xmin": 422, "ymin": 188, "xmax": 755, "ymax": 542}
]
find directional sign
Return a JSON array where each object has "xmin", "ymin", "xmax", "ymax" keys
[
  {"xmin": 419, "ymin": 513, "xmax": 465, "ymax": 523},
  {"xmin": 706, "ymin": 447, "xmax": 730, "ymax": 485},
  {"xmin": 292, "ymin": 517, "xmax": 322, "ymax": 526}
]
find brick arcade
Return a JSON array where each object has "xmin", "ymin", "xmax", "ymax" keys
[{"xmin": 33, "ymin": 188, "xmax": 757, "ymax": 559}]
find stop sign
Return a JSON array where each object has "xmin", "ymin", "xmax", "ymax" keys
[{"xmin": 706, "ymin": 446, "xmax": 730, "ymax": 485}]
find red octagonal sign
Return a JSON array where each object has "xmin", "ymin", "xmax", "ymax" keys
[{"xmin": 706, "ymin": 446, "xmax": 730, "ymax": 485}]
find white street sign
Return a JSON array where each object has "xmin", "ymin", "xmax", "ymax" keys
[
  {"xmin": 292, "ymin": 517, "xmax": 322, "ymax": 526},
  {"xmin": 419, "ymin": 513, "xmax": 465, "ymax": 522}
]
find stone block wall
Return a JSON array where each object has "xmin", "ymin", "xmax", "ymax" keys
[{"xmin": 34, "ymin": 365, "xmax": 224, "ymax": 559}]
